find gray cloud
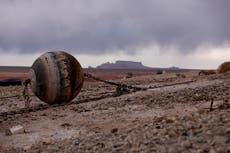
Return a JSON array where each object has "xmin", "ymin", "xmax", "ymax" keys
[{"xmin": 0, "ymin": 0, "xmax": 229, "ymax": 54}]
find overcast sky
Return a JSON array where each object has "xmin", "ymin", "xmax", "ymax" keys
[{"xmin": 0, "ymin": 0, "xmax": 230, "ymax": 68}]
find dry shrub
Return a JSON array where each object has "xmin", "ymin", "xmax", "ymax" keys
[
  {"xmin": 176, "ymin": 73, "xmax": 186, "ymax": 78},
  {"xmin": 156, "ymin": 70, "xmax": 163, "ymax": 75},
  {"xmin": 198, "ymin": 70, "xmax": 216, "ymax": 75}
]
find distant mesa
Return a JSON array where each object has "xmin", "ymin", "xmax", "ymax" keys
[
  {"xmin": 167, "ymin": 66, "xmax": 180, "ymax": 70},
  {"xmin": 95, "ymin": 60, "xmax": 180, "ymax": 70},
  {"xmin": 96, "ymin": 61, "xmax": 151, "ymax": 69},
  {"xmin": 87, "ymin": 66, "xmax": 95, "ymax": 69}
]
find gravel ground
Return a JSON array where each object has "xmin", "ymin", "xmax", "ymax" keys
[{"xmin": 0, "ymin": 71, "xmax": 229, "ymax": 153}]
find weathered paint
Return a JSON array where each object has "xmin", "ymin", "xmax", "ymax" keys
[{"xmin": 29, "ymin": 51, "xmax": 84, "ymax": 104}]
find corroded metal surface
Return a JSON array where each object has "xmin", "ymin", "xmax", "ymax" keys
[
  {"xmin": 29, "ymin": 51, "xmax": 84, "ymax": 104},
  {"xmin": 217, "ymin": 61, "xmax": 230, "ymax": 74}
]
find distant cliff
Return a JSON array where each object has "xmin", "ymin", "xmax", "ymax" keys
[{"xmin": 96, "ymin": 61, "xmax": 151, "ymax": 69}]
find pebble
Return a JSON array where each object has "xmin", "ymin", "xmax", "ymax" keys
[
  {"xmin": 42, "ymin": 139, "xmax": 52, "ymax": 145},
  {"xmin": 209, "ymin": 149, "xmax": 217, "ymax": 153},
  {"xmin": 155, "ymin": 124, "xmax": 162, "ymax": 129},
  {"xmin": 74, "ymin": 139, "xmax": 80, "ymax": 145},
  {"xmin": 23, "ymin": 145, "xmax": 31, "ymax": 151},
  {"xmin": 5, "ymin": 125, "xmax": 25, "ymax": 136},
  {"xmin": 111, "ymin": 128, "xmax": 118, "ymax": 134},
  {"xmin": 181, "ymin": 140, "xmax": 192, "ymax": 148}
]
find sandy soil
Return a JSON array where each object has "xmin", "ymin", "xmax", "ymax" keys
[{"xmin": 0, "ymin": 70, "xmax": 229, "ymax": 153}]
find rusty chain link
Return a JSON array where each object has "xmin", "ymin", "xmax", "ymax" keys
[
  {"xmin": 84, "ymin": 73, "xmax": 146, "ymax": 92},
  {"xmin": 22, "ymin": 79, "xmax": 31, "ymax": 108}
]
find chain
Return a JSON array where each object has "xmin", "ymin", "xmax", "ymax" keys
[
  {"xmin": 0, "ymin": 80, "xmax": 31, "ymax": 101},
  {"xmin": 22, "ymin": 79, "xmax": 32, "ymax": 107},
  {"xmin": 84, "ymin": 73, "xmax": 145, "ymax": 91},
  {"xmin": 84, "ymin": 73, "xmax": 197, "ymax": 91}
]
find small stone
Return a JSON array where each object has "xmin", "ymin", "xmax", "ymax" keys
[
  {"xmin": 209, "ymin": 148, "xmax": 217, "ymax": 153},
  {"xmin": 215, "ymin": 147, "xmax": 225, "ymax": 153},
  {"xmin": 42, "ymin": 139, "xmax": 52, "ymax": 145},
  {"xmin": 41, "ymin": 113, "xmax": 47, "ymax": 116},
  {"xmin": 111, "ymin": 128, "xmax": 118, "ymax": 133},
  {"xmin": 165, "ymin": 118, "xmax": 174, "ymax": 123},
  {"xmin": 168, "ymin": 146, "xmax": 180, "ymax": 153},
  {"xmin": 97, "ymin": 142, "xmax": 105, "ymax": 148},
  {"xmin": 74, "ymin": 139, "xmax": 80, "ymax": 145},
  {"xmin": 155, "ymin": 125, "xmax": 161, "ymax": 129},
  {"xmin": 60, "ymin": 123, "xmax": 72, "ymax": 127},
  {"xmin": 181, "ymin": 140, "xmax": 192, "ymax": 148},
  {"xmin": 225, "ymin": 137, "xmax": 230, "ymax": 144},
  {"xmin": 227, "ymin": 146, "xmax": 230, "ymax": 153},
  {"xmin": 5, "ymin": 125, "xmax": 25, "ymax": 136},
  {"xmin": 181, "ymin": 132, "xmax": 189, "ymax": 137},
  {"xmin": 196, "ymin": 149, "xmax": 203, "ymax": 153},
  {"xmin": 226, "ymin": 128, "xmax": 230, "ymax": 134},
  {"xmin": 23, "ymin": 145, "xmax": 31, "ymax": 151}
]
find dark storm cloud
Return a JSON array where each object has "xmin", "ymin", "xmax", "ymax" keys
[{"xmin": 0, "ymin": 0, "xmax": 229, "ymax": 54}]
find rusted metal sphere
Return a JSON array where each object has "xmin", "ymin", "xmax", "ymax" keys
[
  {"xmin": 217, "ymin": 61, "xmax": 230, "ymax": 74},
  {"xmin": 28, "ymin": 51, "xmax": 84, "ymax": 104}
]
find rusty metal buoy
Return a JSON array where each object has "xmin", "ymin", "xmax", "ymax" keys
[
  {"xmin": 28, "ymin": 51, "xmax": 84, "ymax": 104},
  {"xmin": 217, "ymin": 61, "xmax": 230, "ymax": 74}
]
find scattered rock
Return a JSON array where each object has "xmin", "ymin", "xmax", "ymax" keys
[
  {"xmin": 111, "ymin": 128, "xmax": 118, "ymax": 134},
  {"xmin": 23, "ymin": 145, "xmax": 31, "ymax": 151},
  {"xmin": 155, "ymin": 124, "xmax": 162, "ymax": 129},
  {"xmin": 42, "ymin": 139, "xmax": 52, "ymax": 145},
  {"xmin": 1, "ymin": 71, "xmax": 230, "ymax": 152},
  {"xmin": 181, "ymin": 140, "xmax": 192, "ymax": 148},
  {"xmin": 60, "ymin": 123, "xmax": 72, "ymax": 128},
  {"xmin": 73, "ymin": 139, "xmax": 80, "ymax": 145},
  {"xmin": 5, "ymin": 125, "xmax": 25, "ymax": 136}
]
